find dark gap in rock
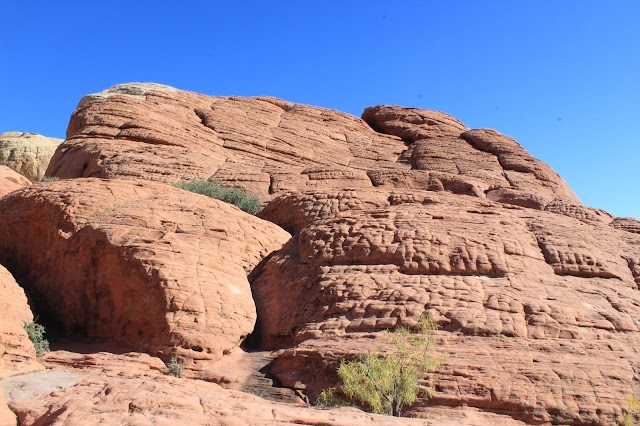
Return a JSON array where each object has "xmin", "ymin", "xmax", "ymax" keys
[
  {"xmin": 243, "ymin": 251, "xmax": 279, "ymax": 352},
  {"xmin": 14, "ymin": 274, "xmax": 68, "ymax": 344}
]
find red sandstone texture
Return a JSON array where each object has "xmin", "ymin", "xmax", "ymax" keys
[
  {"xmin": 0, "ymin": 178, "xmax": 290, "ymax": 363},
  {"xmin": 48, "ymin": 83, "xmax": 579, "ymax": 213},
  {"xmin": 254, "ymin": 189, "xmax": 640, "ymax": 423},
  {"xmin": 0, "ymin": 264, "xmax": 42, "ymax": 378},
  {"xmin": 0, "ymin": 83, "xmax": 636, "ymax": 425},
  {"xmin": 2, "ymin": 349, "xmax": 524, "ymax": 425},
  {"xmin": 0, "ymin": 166, "xmax": 30, "ymax": 197}
]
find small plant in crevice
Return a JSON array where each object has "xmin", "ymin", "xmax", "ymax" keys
[
  {"xmin": 618, "ymin": 396, "xmax": 640, "ymax": 426},
  {"xmin": 316, "ymin": 315, "xmax": 442, "ymax": 417},
  {"xmin": 23, "ymin": 321, "xmax": 50, "ymax": 356},
  {"xmin": 173, "ymin": 179, "xmax": 262, "ymax": 215},
  {"xmin": 166, "ymin": 355, "xmax": 185, "ymax": 378},
  {"xmin": 39, "ymin": 176, "xmax": 60, "ymax": 182}
]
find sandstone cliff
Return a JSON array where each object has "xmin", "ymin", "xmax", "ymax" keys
[{"xmin": 1, "ymin": 83, "xmax": 638, "ymax": 425}]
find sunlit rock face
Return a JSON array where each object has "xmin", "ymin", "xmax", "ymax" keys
[{"xmin": 2, "ymin": 83, "xmax": 635, "ymax": 424}]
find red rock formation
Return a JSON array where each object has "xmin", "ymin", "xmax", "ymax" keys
[
  {"xmin": 0, "ymin": 166, "xmax": 30, "ymax": 197},
  {"xmin": 47, "ymin": 84, "xmax": 407, "ymax": 201},
  {"xmin": 0, "ymin": 264, "xmax": 43, "ymax": 378},
  {"xmin": 0, "ymin": 392, "xmax": 15, "ymax": 426},
  {"xmin": 5, "ymin": 83, "xmax": 636, "ymax": 424},
  {"xmin": 48, "ymin": 84, "xmax": 579, "ymax": 214},
  {"xmin": 2, "ymin": 349, "xmax": 525, "ymax": 426},
  {"xmin": 0, "ymin": 179, "xmax": 290, "ymax": 362},
  {"xmin": 253, "ymin": 188, "xmax": 640, "ymax": 424}
]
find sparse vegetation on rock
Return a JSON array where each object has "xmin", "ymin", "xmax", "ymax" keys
[
  {"xmin": 618, "ymin": 396, "xmax": 640, "ymax": 425},
  {"xmin": 23, "ymin": 321, "xmax": 49, "ymax": 356},
  {"xmin": 166, "ymin": 355, "xmax": 185, "ymax": 378},
  {"xmin": 173, "ymin": 179, "xmax": 261, "ymax": 214},
  {"xmin": 319, "ymin": 316, "xmax": 441, "ymax": 417},
  {"xmin": 39, "ymin": 176, "xmax": 60, "ymax": 182}
]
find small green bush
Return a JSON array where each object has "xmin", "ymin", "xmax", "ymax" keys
[
  {"xmin": 619, "ymin": 397, "xmax": 640, "ymax": 425},
  {"xmin": 39, "ymin": 176, "xmax": 60, "ymax": 182},
  {"xmin": 23, "ymin": 321, "xmax": 50, "ymax": 356},
  {"xmin": 166, "ymin": 355, "xmax": 185, "ymax": 378},
  {"xmin": 320, "ymin": 315, "xmax": 441, "ymax": 417},
  {"xmin": 173, "ymin": 179, "xmax": 262, "ymax": 215}
]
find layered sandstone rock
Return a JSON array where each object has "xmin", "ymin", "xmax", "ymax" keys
[
  {"xmin": 0, "ymin": 179, "xmax": 290, "ymax": 362},
  {"xmin": 48, "ymin": 83, "xmax": 580, "ymax": 215},
  {"xmin": 252, "ymin": 189, "xmax": 640, "ymax": 424},
  {"xmin": 0, "ymin": 132, "xmax": 63, "ymax": 181},
  {"xmin": 0, "ymin": 264, "xmax": 43, "ymax": 378},
  {"xmin": 10, "ymin": 84, "xmax": 638, "ymax": 425},
  {"xmin": 0, "ymin": 165, "xmax": 31, "ymax": 197},
  {"xmin": 47, "ymin": 83, "xmax": 407, "ymax": 200}
]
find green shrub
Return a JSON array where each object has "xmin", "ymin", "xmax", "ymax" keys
[
  {"xmin": 166, "ymin": 355, "xmax": 185, "ymax": 378},
  {"xmin": 316, "ymin": 387, "xmax": 353, "ymax": 408},
  {"xmin": 322, "ymin": 315, "xmax": 441, "ymax": 417},
  {"xmin": 23, "ymin": 321, "xmax": 50, "ymax": 356},
  {"xmin": 173, "ymin": 179, "xmax": 262, "ymax": 215},
  {"xmin": 39, "ymin": 176, "xmax": 60, "ymax": 182},
  {"xmin": 619, "ymin": 397, "xmax": 640, "ymax": 425}
]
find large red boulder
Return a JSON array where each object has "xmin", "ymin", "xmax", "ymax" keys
[{"xmin": 0, "ymin": 179, "xmax": 290, "ymax": 362}]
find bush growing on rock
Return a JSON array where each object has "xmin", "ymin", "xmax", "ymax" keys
[
  {"xmin": 23, "ymin": 321, "xmax": 49, "ymax": 356},
  {"xmin": 39, "ymin": 176, "xmax": 60, "ymax": 182},
  {"xmin": 318, "ymin": 315, "xmax": 441, "ymax": 417},
  {"xmin": 619, "ymin": 396, "xmax": 640, "ymax": 425},
  {"xmin": 173, "ymin": 179, "xmax": 261, "ymax": 214},
  {"xmin": 166, "ymin": 355, "xmax": 185, "ymax": 378}
]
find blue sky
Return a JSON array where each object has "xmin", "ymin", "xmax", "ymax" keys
[{"xmin": 1, "ymin": 1, "xmax": 638, "ymax": 218}]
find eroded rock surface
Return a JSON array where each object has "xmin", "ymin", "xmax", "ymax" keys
[
  {"xmin": 0, "ymin": 166, "xmax": 31, "ymax": 197},
  {"xmin": 48, "ymin": 83, "xmax": 580, "ymax": 216},
  {"xmin": 0, "ymin": 179, "xmax": 290, "ymax": 363},
  {"xmin": 47, "ymin": 84, "xmax": 407, "ymax": 200},
  {"xmin": 6, "ymin": 84, "xmax": 638, "ymax": 425},
  {"xmin": 253, "ymin": 189, "xmax": 640, "ymax": 424},
  {"xmin": 0, "ymin": 264, "xmax": 42, "ymax": 378},
  {"xmin": 0, "ymin": 132, "xmax": 63, "ymax": 181}
]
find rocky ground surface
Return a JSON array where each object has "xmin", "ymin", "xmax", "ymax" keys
[
  {"xmin": 1, "ymin": 345, "xmax": 525, "ymax": 425},
  {"xmin": 0, "ymin": 83, "xmax": 638, "ymax": 425}
]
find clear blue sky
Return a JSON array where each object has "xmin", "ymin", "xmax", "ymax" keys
[{"xmin": 1, "ymin": 1, "xmax": 638, "ymax": 218}]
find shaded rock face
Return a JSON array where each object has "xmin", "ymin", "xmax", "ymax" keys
[
  {"xmin": 0, "ymin": 165, "xmax": 31, "ymax": 197},
  {"xmin": 0, "ymin": 179, "xmax": 290, "ymax": 362},
  {"xmin": 0, "ymin": 132, "xmax": 63, "ymax": 182},
  {"xmin": 0, "ymin": 264, "xmax": 43, "ymax": 378}
]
